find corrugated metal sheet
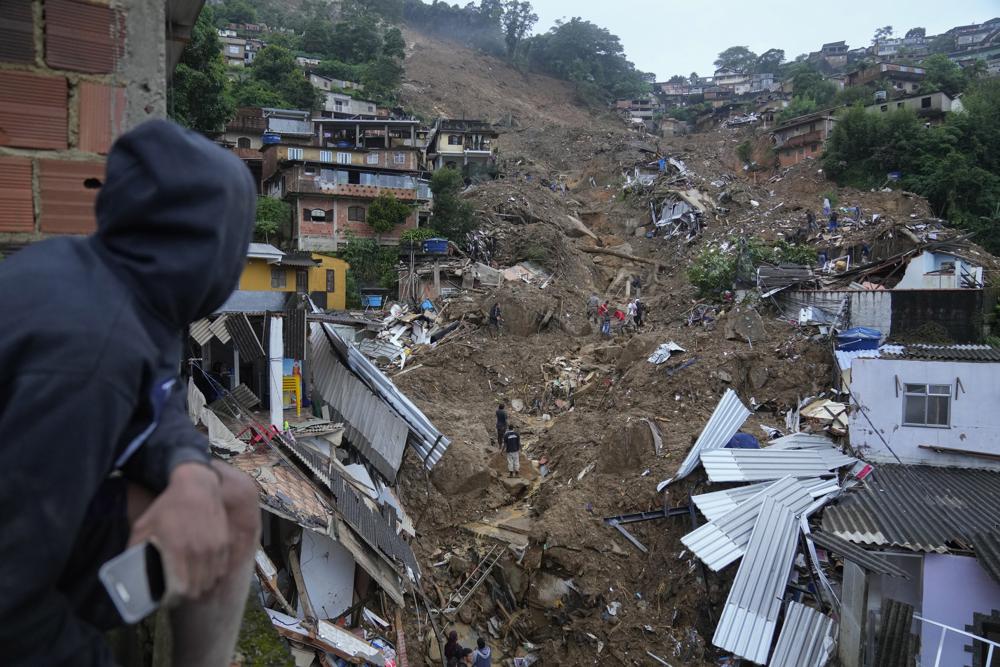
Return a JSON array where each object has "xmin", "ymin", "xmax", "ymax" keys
[
  {"xmin": 310, "ymin": 326, "xmax": 408, "ymax": 483},
  {"xmin": 269, "ymin": 117, "xmax": 313, "ymax": 136},
  {"xmin": 692, "ymin": 477, "xmax": 839, "ymax": 522},
  {"xmin": 0, "ymin": 0, "xmax": 33, "ymax": 63},
  {"xmin": 668, "ymin": 389, "xmax": 750, "ymax": 485},
  {"xmin": 45, "ymin": 0, "xmax": 124, "ymax": 74},
  {"xmin": 808, "ymin": 530, "xmax": 911, "ymax": 579},
  {"xmin": 712, "ymin": 496, "xmax": 800, "ymax": 664},
  {"xmin": 284, "ymin": 306, "xmax": 306, "ymax": 360},
  {"xmin": 225, "ymin": 313, "xmax": 265, "ymax": 362},
  {"xmin": 766, "ymin": 432, "xmax": 837, "ymax": 450},
  {"xmin": 38, "ymin": 160, "xmax": 103, "ymax": 234},
  {"xmin": 682, "ymin": 477, "xmax": 811, "ymax": 571},
  {"xmin": 209, "ymin": 315, "xmax": 231, "ymax": 344},
  {"xmin": 822, "ymin": 464, "xmax": 1000, "ymax": 555},
  {"xmin": 770, "ymin": 601, "xmax": 838, "ymax": 667},
  {"xmin": 309, "ymin": 307, "xmax": 450, "ymax": 469},
  {"xmin": 189, "ymin": 318, "xmax": 214, "ymax": 346},
  {"xmin": 215, "ymin": 290, "xmax": 289, "ymax": 314},
  {"xmin": 874, "ymin": 599, "xmax": 916, "ymax": 667},
  {"xmin": 700, "ymin": 448, "xmax": 856, "ymax": 483},
  {"xmin": 0, "ymin": 71, "xmax": 67, "ymax": 150},
  {"xmin": 0, "ymin": 157, "xmax": 34, "ymax": 233},
  {"xmin": 971, "ymin": 530, "xmax": 1000, "ymax": 585},
  {"xmin": 881, "ymin": 343, "xmax": 1000, "ymax": 362}
]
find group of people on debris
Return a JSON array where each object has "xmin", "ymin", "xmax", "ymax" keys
[
  {"xmin": 496, "ymin": 403, "xmax": 521, "ymax": 477},
  {"xmin": 587, "ymin": 292, "xmax": 646, "ymax": 337},
  {"xmin": 445, "ymin": 631, "xmax": 493, "ymax": 667}
]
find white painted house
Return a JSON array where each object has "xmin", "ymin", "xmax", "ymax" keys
[
  {"xmin": 894, "ymin": 250, "xmax": 983, "ymax": 289},
  {"xmin": 848, "ymin": 344, "xmax": 1000, "ymax": 470}
]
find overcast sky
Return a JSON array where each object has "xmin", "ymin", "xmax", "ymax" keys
[{"xmin": 526, "ymin": 0, "xmax": 999, "ymax": 80}]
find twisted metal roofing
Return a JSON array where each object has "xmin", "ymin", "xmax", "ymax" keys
[
  {"xmin": 808, "ymin": 530, "xmax": 911, "ymax": 579},
  {"xmin": 700, "ymin": 448, "xmax": 856, "ymax": 483},
  {"xmin": 692, "ymin": 477, "xmax": 839, "ymax": 522},
  {"xmin": 683, "ymin": 476, "xmax": 812, "ymax": 571},
  {"xmin": 712, "ymin": 496, "xmax": 800, "ymax": 664},
  {"xmin": 821, "ymin": 464, "xmax": 1000, "ymax": 554},
  {"xmin": 881, "ymin": 344, "xmax": 1000, "ymax": 362},
  {"xmin": 666, "ymin": 388, "xmax": 750, "ymax": 486},
  {"xmin": 769, "ymin": 601, "xmax": 838, "ymax": 667}
]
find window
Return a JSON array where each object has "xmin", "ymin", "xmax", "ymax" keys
[
  {"xmin": 921, "ymin": 96, "xmax": 932, "ymax": 109},
  {"xmin": 336, "ymin": 152, "xmax": 351, "ymax": 164},
  {"xmin": 335, "ymin": 100, "xmax": 344, "ymax": 109},
  {"xmin": 237, "ymin": 137, "xmax": 251, "ymax": 149},
  {"xmin": 304, "ymin": 165, "xmax": 317, "ymax": 175},
  {"xmin": 228, "ymin": 45, "xmax": 240, "ymax": 54},
  {"xmin": 367, "ymin": 105, "xmax": 374, "ymax": 112},
  {"xmin": 393, "ymin": 152, "xmax": 406, "ymax": 165},
  {"xmin": 897, "ymin": 102, "xmax": 904, "ymax": 109},
  {"xmin": 326, "ymin": 269, "xmax": 336, "ymax": 293},
  {"xmin": 348, "ymin": 206, "xmax": 366, "ymax": 222},
  {"xmin": 310, "ymin": 209, "xmax": 326, "ymax": 222},
  {"xmin": 319, "ymin": 150, "xmax": 332, "ymax": 162},
  {"xmin": 287, "ymin": 147, "xmax": 304, "ymax": 160},
  {"xmin": 880, "ymin": 105, "xmax": 888, "ymax": 112},
  {"xmin": 366, "ymin": 152, "xmax": 379, "ymax": 165},
  {"xmin": 903, "ymin": 383, "xmax": 951, "ymax": 427},
  {"xmin": 810, "ymin": 143, "xmax": 819, "ymax": 152},
  {"xmin": 447, "ymin": 134, "xmax": 462, "ymax": 145},
  {"xmin": 270, "ymin": 267, "xmax": 287, "ymax": 288}
]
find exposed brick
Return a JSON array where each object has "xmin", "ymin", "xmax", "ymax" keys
[
  {"xmin": 45, "ymin": 0, "xmax": 124, "ymax": 73},
  {"xmin": 77, "ymin": 81, "xmax": 124, "ymax": 154},
  {"xmin": 0, "ymin": 71, "xmax": 68, "ymax": 150},
  {"xmin": 39, "ymin": 159, "xmax": 104, "ymax": 234},
  {"xmin": 0, "ymin": 0, "xmax": 35, "ymax": 64},
  {"xmin": 0, "ymin": 157, "xmax": 35, "ymax": 233}
]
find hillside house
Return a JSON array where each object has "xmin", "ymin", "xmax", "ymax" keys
[
  {"xmin": 262, "ymin": 118, "xmax": 430, "ymax": 251},
  {"xmin": 872, "ymin": 35, "xmax": 930, "ymax": 59},
  {"xmin": 771, "ymin": 111, "xmax": 837, "ymax": 167},
  {"xmin": 945, "ymin": 17, "xmax": 1000, "ymax": 52},
  {"xmin": 866, "ymin": 91, "xmax": 965, "ymax": 121},
  {"xmin": 425, "ymin": 118, "xmax": 499, "ymax": 174},
  {"xmin": 811, "ymin": 41, "xmax": 850, "ymax": 69},
  {"xmin": 847, "ymin": 63, "xmax": 926, "ymax": 95},
  {"xmin": 239, "ymin": 243, "xmax": 349, "ymax": 310},
  {"xmin": 308, "ymin": 73, "xmax": 364, "ymax": 93}
]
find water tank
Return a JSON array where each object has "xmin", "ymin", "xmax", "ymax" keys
[
  {"xmin": 261, "ymin": 132, "xmax": 281, "ymax": 145},
  {"xmin": 874, "ymin": 90, "xmax": 887, "ymax": 103},
  {"xmin": 422, "ymin": 238, "xmax": 449, "ymax": 254}
]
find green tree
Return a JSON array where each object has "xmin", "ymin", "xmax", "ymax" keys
[
  {"xmin": 255, "ymin": 196, "xmax": 290, "ymax": 241},
  {"xmin": 777, "ymin": 96, "xmax": 819, "ymax": 123},
  {"xmin": 231, "ymin": 78, "xmax": 287, "ymax": 108},
  {"xmin": 302, "ymin": 18, "xmax": 333, "ymax": 56},
  {"xmin": 383, "ymin": 27, "xmax": 406, "ymax": 60},
  {"xmin": 331, "ymin": 12, "xmax": 382, "ymax": 63},
  {"xmin": 871, "ymin": 25, "xmax": 893, "ymax": 45},
  {"xmin": 430, "ymin": 168, "xmax": 477, "ymax": 242},
  {"xmin": 315, "ymin": 59, "xmax": 366, "ymax": 83},
  {"xmin": 362, "ymin": 56, "xmax": 404, "ymax": 103},
  {"xmin": 248, "ymin": 45, "xmax": 320, "ymax": 109},
  {"xmin": 367, "ymin": 192, "xmax": 413, "ymax": 236},
  {"xmin": 788, "ymin": 62, "xmax": 837, "ymax": 105},
  {"xmin": 667, "ymin": 74, "xmax": 687, "ymax": 84},
  {"xmin": 714, "ymin": 46, "xmax": 757, "ymax": 74},
  {"xmin": 905, "ymin": 27, "xmax": 926, "ymax": 39},
  {"xmin": 502, "ymin": 0, "xmax": 537, "ymax": 57},
  {"xmin": 216, "ymin": 0, "xmax": 256, "ymax": 25},
  {"xmin": 478, "ymin": 0, "xmax": 504, "ymax": 26},
  {"xmin": 338, "ymin": 234, "xmax": 398, "ymax": 292},
  {"xmin": 919, "ymin": 54, "xmax": 967, "ymax": 96},
  {"xmin": 689, "ymin": 72, "xmax": 699, "ymax": 83},
  {"xmin": 169, "ymin": 7, "xmax": 234, "ymax": 133},
  {"xmin": 756, "ymin": 48, "xmax": 785, "ymax": 74}
]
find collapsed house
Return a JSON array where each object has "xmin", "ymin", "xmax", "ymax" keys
[
  {"xmin": 186, "ymin": 293, "xmax": 451, "ymax": 664},
  {"xmin": 646, "ymin": 353, "xmax": 1000, "ymax": 667}
]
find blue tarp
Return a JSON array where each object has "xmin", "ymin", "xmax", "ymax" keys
[
  {"xmin": 836, "ymin": 327, "xmax": 882, "ymax": 351},
  {"xmin": 725, "ymin": 433, "xmax": 761, "ymax": 449}
]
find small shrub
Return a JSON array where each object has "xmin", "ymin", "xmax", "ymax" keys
[{"xmin": 688, "ymin": 247, "xmax": 736, "ymax": 296}]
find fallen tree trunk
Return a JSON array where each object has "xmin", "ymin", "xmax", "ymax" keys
[{"xmin": 580, "ymin": 246, "xmax": 662, "ymax": 269}]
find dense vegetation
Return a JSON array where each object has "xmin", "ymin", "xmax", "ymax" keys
[
  {"xmin": 688, "ymin": 239, "xmax": 819, "ymax": 296},
  {"xmin": 823, "ymin": 79, "xmax": 1000, "ymax": 253}
]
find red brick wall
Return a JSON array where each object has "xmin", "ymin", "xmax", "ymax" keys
[
  {"xmin": 294, "ymin": 194, "xmax": 418, "ymax": 249},
  {"xmin": 0, "ymin": 0, "xmax": 125, "ymax": 238}
]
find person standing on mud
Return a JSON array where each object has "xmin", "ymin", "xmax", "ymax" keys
[
  {"xmin": 488, "ymin": 302, "xmax": 503, "ymax": 337},
  {"xmin": 503, "ymin": 427, "xmax": 522, "ymax": 478},
  {"xmin": 601, "ymin": 306, "xmax": 612, "ymax": 337},
  {"xmin": 587, "ymin": 293, "xmax": 599, "ymax": 323},
  {"xmin": 495, "ymin": 403, "xmax": 508, "ymax": 450}
]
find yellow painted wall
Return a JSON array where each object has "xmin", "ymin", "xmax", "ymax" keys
[{"xmin": 237, "ymin": 256, "xmax": 350, "ymax": 311}]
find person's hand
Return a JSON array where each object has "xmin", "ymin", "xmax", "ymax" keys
[{"xmin": 128, "ymin": 462, "xmax": 229, "ymax": 602}]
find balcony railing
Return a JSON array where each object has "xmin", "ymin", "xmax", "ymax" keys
[{"xmin": 913, "ymin": 613, "xmax": 999, "ymax": 667}]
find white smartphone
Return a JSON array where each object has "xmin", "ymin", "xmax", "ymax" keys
[{"xmin": 98, "ymin": 541, "xmax": 165, "ymax": 624}]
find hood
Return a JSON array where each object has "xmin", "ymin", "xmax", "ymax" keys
[
  {"xmin": 474, "ymin": 647, "xmax": 491, "ymax": 657},
  {"xmin": 94, "ymin": 119, "xmax": 256, "ymax": 328}
]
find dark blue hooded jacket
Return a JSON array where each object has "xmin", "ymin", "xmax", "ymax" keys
[{"xmin": 0, "ymin": 119, "xmax": 255, "ymax": 665}]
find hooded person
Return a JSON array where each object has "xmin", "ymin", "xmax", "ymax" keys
[
  {"xmin": 472, "ymin": 637, "xmax": 492, "ymax": 667},
  {"xmin": 444, "ymin": 630, "xmax": 463, "ymax": 666},
  {"xmin": 0, "ymin": 119, "xmax": 262, "ymax": 667}
]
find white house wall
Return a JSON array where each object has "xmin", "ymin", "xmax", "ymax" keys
[
  {"xmin": 920, "ymin": 554, "xmax": 1000, "ymax": 667},
  {"xmin": 849, "ymin": 358, "xmax": 1000, "ymax": 470},
  {"xmin": 895, "ymin": 251, "xmax": 983, "ymax": 289}
]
